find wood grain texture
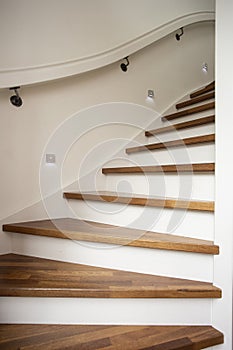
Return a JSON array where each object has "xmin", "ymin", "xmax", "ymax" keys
[
  {"xmin": 190, "ymin": 81, "xmax": 215, "ymax": 98},
  {"xmin": 3, "ymin": 218, "xmax": 219, "ymax": 254},
  {"xmin": 0, "ymin": 254, "xmax": 221, "ymax": 298},
  {"xmin": 145, "ymin": 116, "xmax": 215, "ymax": 137},
  {"xmin": 64, "ymin": 191, "xmax": 214, "ymax": 212},
  {"xmin": 126, "ymin": 134, "xmax": 215, "ymax": 154},
  {"xmin": 102, "ymin": 163, "xmax": 215, "ymax": 174},
  {"xmin": 176, "ymin": 91, "xmax": 215, "ymax": 109},
  {"xmin": 161, "ymin": 102, "xmax": 215, "ymax": 122},
  {"xmin": 0, "ymin": 324, "xmax": 224, "ymax": 350}
]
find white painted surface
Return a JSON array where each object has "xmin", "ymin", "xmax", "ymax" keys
[
  {"xmin": 0, "ymin": 0, "xmax": 214, "ymax": 87},
  {"xmin": 212, "ymin": 1, "xmax": 233, "ymax": 349},
  {"xmin": 0, "ymin": 297, "xmax": 212, "ymax": 325},
  {"xmin": 66, "ymin": 201, "xmax": 214, "ymax": 240}
]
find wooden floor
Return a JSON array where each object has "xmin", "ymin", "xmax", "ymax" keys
[
  {"xmin": 0, "ymin": 324, "xmax": 224, "ymax": 350},
  {"xmin": 3, "ymin": 218, "xmax": 219, "ymax": 254},
  {"xmin": 0, "ymin": 254, "xmax": 221, "ymax": 298}
]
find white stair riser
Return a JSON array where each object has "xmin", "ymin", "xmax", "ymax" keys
[
  {"xmin": 125, "ymin": 144, "xmax": 215, "ymax": 165},
  {"xmin": 0, "ymin": 298, "xmax": 212, "ymax": 325},
  {"xmin": 67, "ymin": 201, "xmax": 214, "ymax": 240},
  {"xmin": 104, "ymin": 174, "xmax": 214, "ymax": 200},
  {"xmin": 11, "ymin": 233, "xmax": 213, "ymax": 281}
]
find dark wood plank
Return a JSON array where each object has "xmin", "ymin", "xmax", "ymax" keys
[
  {"xmin": 64, "ymin": 191, "xmax": 215, "ymax": 212},
  {"xmin": 126, "ymin": 134, "xmax": 215, "ymax": 154},
  {"xmin": 0, "ymin": 324, "xmax": 224, "ymax": 350},
  {"xmin": 162, "ymin": 102, "xmax": 215, "ymax": 122},
  {"xmin": 3, "ymin": 218, "xmax": 219, "ymax": 254},
  {"xmin": 102, "ymin": 163, "xmax": 215, "ymax": 174},
  {"xmin": 145, "ymin": 116, "xmax": 215, "ymax": 137},
  {"xmin": 176, "ymin": 92, "xmax": 215, "ymax": 109},
  {"xmin": 190, "ymin": 81, "xmax": 215, "ymax": 99},
  {"xmin": 0, "ymin": 254, "xmax": 221, "ymax": 298}
]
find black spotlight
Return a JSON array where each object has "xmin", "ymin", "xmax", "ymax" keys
[
  {"xmin": 120, "ymin": 57, "xmax": 129, "ymax": 72},
  {"xmin": 175, "ymin": 27, "xmax": 184, "ymax": 41},
  {"xmin": 9, "ymin": 86, "xmax": 23, "ymax": 107}
]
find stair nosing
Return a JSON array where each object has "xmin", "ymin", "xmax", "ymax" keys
[
  {"xmin": 63, "ymin": 191, "xmax": 215, "ymax": 212},
  {"xmin": 102, "ymin": 163, "xmax": 215, "ymax": 175},
  {"xmin": 176, "ymin": 92, "xmax": 215, "ymax": 110},
  {"xmin": 3, "ymin": 218, "xmax": 219, "ymax": 254},
  {"xmin": 162, "ymin": 102, "xmax": 215, "ymax": 122},
  {"xmin": 190, "ymin": 82, "xmax": 215, "ymax": 98},
  {"xmin": 145, "ymin": 115, "xmax": 215, "ymax": 136},
  {"xmin": 126, "ymin": 134, "xmax": 215, "ymax": 154}
]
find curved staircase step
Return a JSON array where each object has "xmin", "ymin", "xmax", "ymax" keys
[
  {"xmin": 0, "ymin": 324, "xmax": 224, "ymax": 350},
  {"xmin": 145, "ymin": 116, "xmax": 215, "ymax": 136},
  {"xmin": 162, "ymin": 102, "xmax": 215, "ymax": 122},
  {"xmin": 190, "ymin": 81, "xmax": 215, "ymax": 98},
  {"xmin": 126, "ymin": 134, "xmax": 215, "ymax": 154},
  {"xmin": 102, "ymin": 163, "xmax": 215, "ymax": 174},
  {"xmin": 64, "ymin": 191, "xmax": 214, "ymax": 212},
  {"xmin": 176, "ymin": 91, "xmax": 215, "ymax": 109},
  {"xmin": 0, "ymin": 254, "xmax": 221, "ymax": 298},
  {"xmin": 3, "ymin": 218, "xmax": 219, "ymax": 254}
]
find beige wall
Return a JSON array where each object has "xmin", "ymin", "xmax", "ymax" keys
[
  {"xmin": 0, "ymin": 0, "xmax": 214, "ymax": 86},
  {"xmin": 0, "ymin": 22, "xmax": 214, "ymax": 249}
]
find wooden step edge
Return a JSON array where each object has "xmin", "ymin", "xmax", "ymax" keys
[
  {"xmin": 190, "ymin": 81, "xmax": 215, "ymax": 98},
  {"xmin": 63, "ymin": 192, "xmax": 215, "ymax": 212},
  {"xmin": 126, "ymin": 134, "xmax": 215, "ymax": 154},
  {"xmin": 176, "ymin": 91, "xmax": 215, "ymax": 109},
  {"xmin": 3, "ymin": 219, "xmax": 219, "ymax": 255},
  {"xmin": 0, "ymin": 254, "xmax": 222, "ymax": 299},
  {"xmin": 0, "ymin": 325, "xmax": 224, "ymax": 350},
  {"xmin": 205, "ymin": 81, "xmax": 215, "ymax": 89},
  {"xmin": 162, "ymin": 102, "xmax": 215, "ymax": 122},
  {"xmin": 145, "ymin": 115, "xmax": 215, "ymax": 136},
  {"xmin": 102, "ymin": 163, "xmax": 215, "ymax": 175}
]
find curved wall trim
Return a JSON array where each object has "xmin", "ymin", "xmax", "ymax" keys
[{"xmin": 0, "ymin": 12, "xmax": 214, "ymax": 88}]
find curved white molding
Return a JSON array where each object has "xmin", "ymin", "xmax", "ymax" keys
[{"xmin": 0, "ymin": 12, "xmax": 214, "ymax": 88}]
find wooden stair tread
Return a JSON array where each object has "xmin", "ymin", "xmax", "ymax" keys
[
  {"xmin": 176, "ymin": 91, "xmax": 215, "ymax": 109},
  {"xmin": 3, "ymin": 218, "xmax": 219, "ymax": 254},
  {"xmin": 102, "ymin": 163, "xmax": 215, "ymax": 174},
  {"xmin": 190, "ymin": 81, "xmax": 215, "ymax": 98},
  {"xmin": 64, "ymin": 191, "xmax": 214, "ymax": 212},
  {"xmin": 162, "ymin": 102, "xmax": 215, "ymax": 122},
  {"xmin": 145, "ymin": 116, "xmax": 215, "ymax": 136},
  {"xmin": 0, "ymin": 324, "xmax": 224, "ymax": 350},
  {"xmin": 0, "ymin": 254, "xmax": 221, "ymax": 298},
  {"xmin": 126, "ymin": 134, "xmax": 215, "ymax": 154}
]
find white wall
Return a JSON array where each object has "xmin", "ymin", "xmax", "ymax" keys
[
  {"xmin": 0, "ymin": 21, "xmax": 214, "ymax": 223},
  {"xmin": 0, "ymin": 0, "xmax": 214, "ymax": 86},
  {"xmin": 213, "ymin": 1, "xmax": 233, "ymax": 349}
]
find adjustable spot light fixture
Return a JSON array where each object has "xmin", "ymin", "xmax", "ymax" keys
[
  {"xmin": 175, "ymin": 27, "xmax": 184, "ymax": 41},
  {"xmin": 9, "ymin": 86, "xmax": 23, "ymax": 107},
  {"xmin": 120, "ymin": 57, "xmax": 130, "ymax": 72}
]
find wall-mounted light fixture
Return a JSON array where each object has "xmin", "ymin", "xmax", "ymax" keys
[
  {"xmin": 202, "ymin": 62, "xmax": 208, "ymax": 73},
  {"xmin": 120, "ymin": 57, "xmax": 130, "ymax": 72},
  {"xmin": 9, "ymin": 87, "xmax": 23, "ymax": 107},
  {"xmin": 175, "ymin": 27, "xmax": 184, "ymax": 41}
]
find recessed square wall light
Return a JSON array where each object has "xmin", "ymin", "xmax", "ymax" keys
[
  {"xmin": 148, "ymin": 90, "xmax": 154, "ymax": 98},
  {"xmin": 202, "ymin": 63, "xmax": 208, "ymax": 73}
]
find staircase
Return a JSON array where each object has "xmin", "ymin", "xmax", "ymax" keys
[{"xmin": 1, "ymin": 81, "xmax": 224, "ymax": 349}]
